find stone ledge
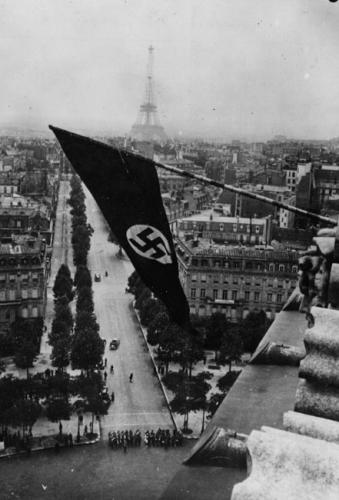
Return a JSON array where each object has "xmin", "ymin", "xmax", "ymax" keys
[
  {"xmin": 231, "ymin": 427, "xmax": 339, "ymax": 500},
  {"xmin": 283, "ymin": 410, "xmax": 339, "ymax": 443}
]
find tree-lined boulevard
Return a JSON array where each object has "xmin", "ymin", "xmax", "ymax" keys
[{"xmin": 0, "ymin": 178, "xmax": 186, "ymax": 500}]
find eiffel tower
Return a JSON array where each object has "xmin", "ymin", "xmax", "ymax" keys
[{"xmin": 130, "ymin": 46, "xmax": 167, "ymax": 143}]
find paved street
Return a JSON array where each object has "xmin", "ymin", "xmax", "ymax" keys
[
  {"xmin": 85, "ymin": 186, "xmax": 174, "ymax": 437},
  {"xmin": 0, "ymin": 440, "xmax": 190, "ymax": 500}
]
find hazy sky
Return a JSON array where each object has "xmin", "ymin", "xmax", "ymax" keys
[{"xmin": 1, "ymin": 0, "xmax": 339, "ymax": 140}]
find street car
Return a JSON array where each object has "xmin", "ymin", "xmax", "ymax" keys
[{"xmin": 109, "ymin": 338, "xmax": 120, "ymax": 350}]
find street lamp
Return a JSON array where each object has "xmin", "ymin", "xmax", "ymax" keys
[
  {"xmin": 200, "ymin": 403, "xmax": 206, "ymax": 435},
  {"xmin": 77, "ymin": 413, "xmax": 83, "ymax": 443}
]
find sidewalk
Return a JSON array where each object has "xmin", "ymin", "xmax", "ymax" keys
[{"xmin": 0, "ymin": 429, "xmax": 99, "ymax": 460}]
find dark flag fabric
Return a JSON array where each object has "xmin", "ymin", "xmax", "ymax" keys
[{"xmin": 50, "ymin": 125, "xmax": 192, "ymax": 330}]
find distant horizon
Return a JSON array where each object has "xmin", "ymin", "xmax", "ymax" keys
[
  {"xmin": 0, "ymin": 122, "xmax": 336, "ymax": 145},
  {"xmin": 1, "ymin": 1, "xmax": 339, "ymax": 144}
]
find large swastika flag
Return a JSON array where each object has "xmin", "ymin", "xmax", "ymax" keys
[{"xmin": 50, "ymin": 125, "xmax": 192, "ymax": 330}]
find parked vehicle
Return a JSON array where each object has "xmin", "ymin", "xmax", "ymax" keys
[
  {"xmin": 109, "ymin": 338, "xmax": 120, "ymax": 350},
  {"xmin": 94, "ymin": 273, "xmax": 101, "ymax": 282}
]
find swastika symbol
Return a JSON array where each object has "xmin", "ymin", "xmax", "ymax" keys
[{"xmin": 126, "ymin": 225, "xmax": 173, "ymax": 264}]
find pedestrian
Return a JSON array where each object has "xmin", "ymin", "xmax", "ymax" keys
[
  {"xmin": 104, "ymin": 358, "xmax": 107, "ymax": 368},
  {"xmin": 123, "ymin": 439, "xmax": 127, "ymax": 453},
  {"xmin": 111, "ymin": 391, "xmax": 115, "ymax": 402},
  {"xmin": 103, "ymin": 339, "xmax": 107, "ymax": 347},
  {"xmin": 203, "ymin": 355, "xmax": 207, "ymax": 365},
  {"xmin": 104, "ymin": 371, "xmax": 107, "ymax": 382},
  {"xmin": 84, "ymin": 425, "xmax": 88, "ymax": 436},
  {"xmin": 129, "ymin": 373, "xmax": 133, "ymax": 383},
  {"xmin": 69, "ymin": 433, "xmax": 73, "ymax": 447},
  {"xmin": 59, "ymin": 422, "xmax": 63, "ymax": 435},
  {"xmin": 110, "ymin": 364, "xmax": 114, "ymax": 374}
]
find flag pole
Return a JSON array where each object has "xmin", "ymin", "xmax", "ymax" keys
[{"xmin": 153, "ymin": 160, "xmax": 337, "ymax": 227}]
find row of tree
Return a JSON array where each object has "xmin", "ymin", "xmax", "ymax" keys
[
  {"xmin": 49, "ymin": 264, "xmax": 74, "ymax": 371},
  {"xmin": 68, "ymin": 174, "xmax": 104, "ymax": 373},
  {"xmin": 128, "ymin": 270, "xmax": 270, "ymax": 430},
  {"xmin": 68, "ymin": 174, "xmax": 93, "ymax": 267},
  {"xmin": 0, "ymin": 370, "xmax": 108, "ymax": 441}
]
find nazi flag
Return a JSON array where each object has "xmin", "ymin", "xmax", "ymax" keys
[{"xmin": 50, "ymin": 126, "xmax": 192, "ymax": 330}]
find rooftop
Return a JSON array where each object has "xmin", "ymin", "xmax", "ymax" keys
[
  {"xmin": 178, "ymin": 210, "xmax": 268, "ymax": 225},
  {"xmin": 0, "ymin": 235, "xmax": 43, "ymax": 255},
  {"xmin": 176, "ymin": 238, "xmax": 299, "ymax": 260}
]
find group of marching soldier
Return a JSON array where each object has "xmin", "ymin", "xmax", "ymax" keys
[{"xmin": 108, "ymin": 428, "xmax": 183, "ymax": 451}]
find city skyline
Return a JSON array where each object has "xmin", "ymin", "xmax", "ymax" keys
[{"xmin": 1, "ymin": 0, "xmax": 339, "ymax": 141}]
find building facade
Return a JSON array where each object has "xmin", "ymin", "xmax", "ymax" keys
[
  {"xmin": 176, "ymin": 238, "xmax": 299, "ymax": 321},
  {"xmin": 0, "ymin": 235, "xmax": 47, "ymax": 333}
]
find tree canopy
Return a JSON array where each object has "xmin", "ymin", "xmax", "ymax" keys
[{"xmin": 71, "ymin": 326, "xmax": 104, "ymax": 372}]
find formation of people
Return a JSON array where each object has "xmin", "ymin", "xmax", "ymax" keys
[{"xmin": 108, "ymin": 428, "xmax": 183, "ymax": 451}]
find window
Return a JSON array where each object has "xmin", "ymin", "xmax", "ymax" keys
[
  {"xmin": 277, "ymin": 294, "xmax": 282, "ymax": 303},
  {"xmin": 191, "ymin": 274, "xmax": 197, "ymax": 282},
  {"xmin": 231, "ymin": 290, "xmax": 237, "ymax": 300},
  {"xmin": 292, "ymin": 265, "xmax": 298, "ymax": 273},
  {"xmin": 192, "ymin": 259, "xmax": 198, "ymax": 266},
  {"xmin": 254, "ymin": 292, "xmax": 260, "ymax": 302},
  {"xmin": 255, "ymin": 226, "xmax": 260, "ymax": 233},
  {"xmin": 213, "ymin": 289, "xmax": 218, "ymax": 300},
  {"xmin": 269, "ymin": 263, "xmax": 275, "ymax": 272},
  {"xmin": 219, "ymin": 224, "xmax": 224, "ymax": 232},
  {"xmin": 201, "ymin": 274, "xmax": 206, "ymax": 282},
  {"xmin": 233, "ymin": 224, "xmax": 237, "ymax": 232},
  {"xmin": 200, "ymin": 289, "xmax": 206, "ymax": 298},
  {"xmin": 279, "ymin": 265, "xmax": 285, "ymax": 272},
  {"xmin": 201, "ymin": 260, "xmax": 208, "ymax": 267},
  {"xmin": 32, "ymin": 289, "xmax": 38, "ymax": 299},
  {"xmin": 191, "ymin": 288, "xmax": 196, "ymax": 299},
  {"xmin": 245, "ymin": 291, "xmax": 250, "ymax": 301},
  {"xmin": 213, "ymin": 275, "xmax": 219, "ymax": 283},
  {"xmin": 222, "ymin": 290, "xmax": 228, "ymax": 300},
  {"xmin": 21, "ymin": 289, "xmax": 28, "ymax": 299},
  {"xmin": 233, "ymin": 278, "xmax": 238, "ymax": 285},
  {"xmin": 267, "ymin": 293, "xmax": 272, "ymax": 302}
]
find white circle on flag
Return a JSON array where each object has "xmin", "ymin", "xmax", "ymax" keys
[{"xmin": 126, "ymin": 224, "xmax": 173, "ymax": 264}]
